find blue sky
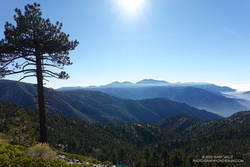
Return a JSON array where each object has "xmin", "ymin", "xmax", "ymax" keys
[{"xmin": 1, "ymin": 0, "xmax": 250, "ymax": 90}]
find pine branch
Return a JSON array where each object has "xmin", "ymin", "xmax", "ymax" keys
[
  {"xmin": 22, "ymin": 62, "xmax": 36, "ymax": 70},
  {"xmin": 43, "ymin": 72, "xmax": 59, "ymax": 78},
  {"xmin": 18, "ymin": 74, "xmax": 37, "ymax": 82},
  {"xmin": 41, "ymin": 63, "xmax": 63, "ymax": 69},
  {"xmin": 43, "ymin": 70, "xmax": 60, "ymax": 77},
  {"xmin": 0, "ymin": 55, "xmax": 28, "ymax": 70},
  {"xmin": 3, "ymin": 69, "xmax": 36, "ymax": 76}
]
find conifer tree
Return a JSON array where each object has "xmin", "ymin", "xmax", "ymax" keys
[{"xmin": 0, "ymin": 3, "xmax": 79, "ymax": 142}]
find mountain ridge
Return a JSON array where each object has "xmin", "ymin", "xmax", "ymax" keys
[
  {"xmin": 0, "ymin": 79, "xmax": 221, "ymax": 123},
  {"xmin": 84, "ymin": 86, "xmax": 246, "ymax": 117},
  {"xmin": 57, "ymin": 79, "xmax": 236, "ymax": 93}
]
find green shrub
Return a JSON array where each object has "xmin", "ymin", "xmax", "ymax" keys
[
  {"xmin": 27, "ymin": 143, "xmax": 57, "ymax": 160},
  {"xmin": 0, "ymin": 143, "xmax": 26, "ymax": 166}
]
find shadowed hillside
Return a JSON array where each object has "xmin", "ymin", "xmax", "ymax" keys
[{"xmin": 0, "ymin": 80, "xmax": 221, "ymax": 122}]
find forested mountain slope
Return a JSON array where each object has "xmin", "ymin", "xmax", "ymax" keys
[
  {"xmin": 0, "ymin": 80, "xmax": 221, "ymax": 122},
  {"xmin": 0, "ymin": 101, "xmax": 250, "ymax": 166}
]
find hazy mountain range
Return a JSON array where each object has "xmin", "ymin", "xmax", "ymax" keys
[
  {"xmin": 58, "ymin": 79, "xmax": 236, "ymax": 93},
  {"xmin": 58, "ymin": 79, "xmax": 247, "ymax": 117},
  {"xmin": 1, "ymin": 79, "xmax": 249, "ymax": 120},
  {"xmin": 0, "ymin": 79, "xmax": 221, "ymax": 123}
]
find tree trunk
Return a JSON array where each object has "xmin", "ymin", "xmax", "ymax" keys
[{"xmin": 36, "ymin": 54, "xmax": 47, "ymax": 143}]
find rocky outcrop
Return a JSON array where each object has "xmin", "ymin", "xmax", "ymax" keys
[{"xmin": 57, "ymin": 154, "xmax": 115, "ymax": 167}]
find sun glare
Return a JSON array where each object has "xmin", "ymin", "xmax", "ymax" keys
[{"xmin": 117, "ymin": 0, "xmax": 145, "ymax": 16}]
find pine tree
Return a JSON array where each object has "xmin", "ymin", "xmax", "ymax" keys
[
  {"xmin": 0, "ymin": 3, "xmax": 78, "ymax": 142},
  {"xmin": 143, "ymin": 148, "xmax": 151, "ymax": 167},
  {"xmin": 161, "ymin": 150, "xmax": 169, "ymax": 167},
  {"xmin": 7, "ymin": 108, "xmax": 36, "ymax": 146},
  {"xmin": 172, "ymin": 153, "xmax": 182, "ymax": 167}
]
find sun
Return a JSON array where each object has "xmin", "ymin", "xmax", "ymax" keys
[{"xmin": 117, "ymin": 0, "xmax": 145, "ymax": 16}]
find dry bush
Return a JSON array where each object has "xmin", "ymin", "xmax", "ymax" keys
[
  {"xmin": 27, "ymin": 143, "xmax": 57, "ymax": 160},
  {"xmin": 0, "ymin": 133, "xmax": 9, "ymax": 144}
]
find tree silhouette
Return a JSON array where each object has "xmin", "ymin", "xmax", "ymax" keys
[
  {"xmin": 0, "ymin": 3, "xmax": 78, "ymax": 142},
  {"xmin": 143, "ymin": 148, "xmax": 151, "ymax": 167},
  {"xmin": 118, "ymin": 148, "xmax": 126, "ymax": 164},
  {"xmin": 151, "ymin": 151, "xmax": 159, "ymax": 167},
  {"xmin": 161, "ymin": 150, "xmax": 169, "ymax": 167},
  {"xmin": 173, "ymin": 153, "xmax": 182, "ymax": 167}
]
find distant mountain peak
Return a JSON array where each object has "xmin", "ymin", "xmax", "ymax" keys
[
  {"xmin": 230, "ymin": 111, "xmax": 250, "ymax": 118},
  {"xmin": 136, "ymin": 79, "xmax": 169, "ymax": 85},
  {"xmin": 104, "ymin": 81, "xmax": 134, "ymax": 87},
  {"xmin": 243, "ymin": 91, "xmax": 250, "ymax": 95}
]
